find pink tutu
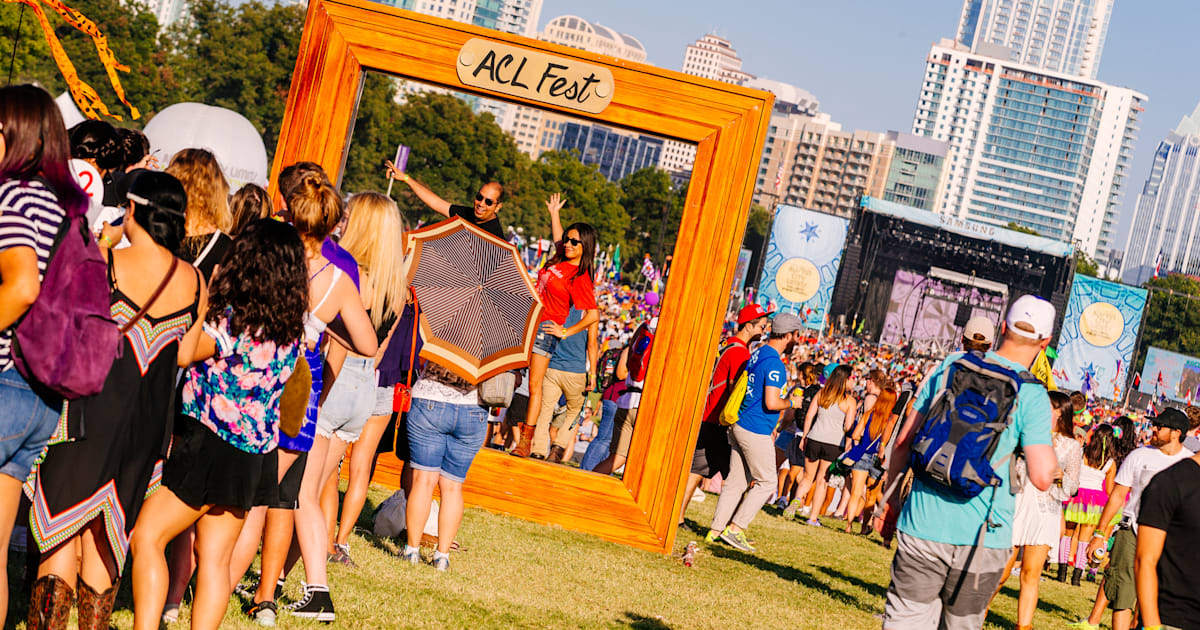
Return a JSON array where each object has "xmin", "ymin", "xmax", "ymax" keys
[{"xmin": 1064, "ymin": 487, "xmax": 1107, "ymax": 525}]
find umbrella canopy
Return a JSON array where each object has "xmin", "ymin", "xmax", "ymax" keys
[{"xmin": 406, "ymin": 217, "xmax": 543, "ymax": 384}]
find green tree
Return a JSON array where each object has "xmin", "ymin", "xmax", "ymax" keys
[
  {"xmin": 527, "ymin": 150, "xmax": 628, "ymax": 254},
  {"xmin": 1136, "ymin": 275, "xmax": 1200, "ymax": 373},
  {"xmin": 619, "ymin": 167, "xmax": 684, "ymax": 271},
  {"xmin": 1074, "ymin": 250, "xmax": 1099, "ymax": 276},
  {"xmin": 1006, "ymin": 221, "xmax": 1040, "ymax": 236},
  {"xmin": 169, "ymin": 0, "xmax": 304, "ymax": 157}
]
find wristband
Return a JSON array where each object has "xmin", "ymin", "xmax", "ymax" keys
[
  {"xmin": 1144, "ymin": 626, "xmax": 1163, "ymax": 630},
  {"xmin": 99, "ymin": 234, "xmax": 115, "ymax": 248},
  {"xmin": 1092, "ymin": 532, "xmax": 1106, "ymax": 539}
]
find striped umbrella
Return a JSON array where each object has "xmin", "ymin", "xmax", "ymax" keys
[{"xmin": 405, "ymin": 217, "xmax": 542, "ymax": 384}]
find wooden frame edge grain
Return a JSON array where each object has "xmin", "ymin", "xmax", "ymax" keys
[{"xmin": 284, "ymin": 0, "xmax": 772, "ymax": 553}]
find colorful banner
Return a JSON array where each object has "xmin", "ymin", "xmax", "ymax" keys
[
  {"xmin": 1052, "ymin": 275, "xmax": 1147, "ymax": 400},
  {"xmin": 731, "ymin": 248, "xmax": 752, "ymax": 293},
  {"xmin": 1139, "ymin": 347, "xmax": 1200, "ymax": 404},
  {"xmin": 756, "ymin": 206, "xmax": 848, "ymax": 331}
]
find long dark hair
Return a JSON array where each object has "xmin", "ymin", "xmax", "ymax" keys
[
  {"xmin": 126, "ymin": 170, "xmax": 187, "ymax": 256},
  {"xmin": 0, "ymin": 85, "xmax": 88, "ymax": 218},
  {"xmin": 1048, "ymin": 391, "xmax": 1074, "ymax": 438},
  {"xmin": 818, "ymin": 364, "xmax": 852, "ymax": 408},
  {"xmin": 115, "ymin": 127, "xmax": 150, "ymax": 171},
  {"xmin": 207, "ymin": 219, "xmax": 307, "ymax": 346},
  {"xmin": 1084, "ymin": 424, "xmax": 1118, "ymax": 469},
  {"xmin": 548, "ymin": 221, "xmax": 597, "ymax": 282},
  {"xmin": 1111, "ymin": 415, "xmax": 1138, "ymax": 468},
  {"xmin": 69, "ymin": 120, "xmax": 122, "ymax": 172}
]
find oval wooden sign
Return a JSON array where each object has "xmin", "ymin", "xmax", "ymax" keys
[{"xmin": 456, "ymin": 38, "xmax": 614, "ymax": 114}]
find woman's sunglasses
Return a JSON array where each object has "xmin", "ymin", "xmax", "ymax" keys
[
  {"xmin": 475, "ymin": 193, "xmax": 497, "ymax": 206},
  {"xmin": 564, "ymin": 237, "xmax": 584, "ymax": 246}
]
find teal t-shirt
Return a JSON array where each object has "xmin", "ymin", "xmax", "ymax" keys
[{"xmin": 898, "ymin": 351, "xmax": 1052, "ymax": 549}]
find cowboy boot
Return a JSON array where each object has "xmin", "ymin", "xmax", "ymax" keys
[
  {"xmin": 512, "ymin": 424, "xmax": 536, "ymax": 457},
  {"xmin": 1071, "ymin": 567, "xmax": 1083, "ymax": 586},
  {"xmin": 77, "ymin": 579, "xmax": 120, "ymax": 630},
  {"xmin": 1056, "ymin": 562, "xmax": 1068, "ymax": 582},
  {"xmin": 27, "ymin": 574, "xmax": 73, "ymax": 630}
]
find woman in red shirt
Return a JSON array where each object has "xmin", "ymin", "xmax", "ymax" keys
[{"xmin": 512, "ymin": 194, "xmax": 600, "ymax": 457}]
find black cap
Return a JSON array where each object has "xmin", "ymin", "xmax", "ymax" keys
[{"xmin": 1151, "ymin": 408, "xmax": 1189, "ymax": 432}]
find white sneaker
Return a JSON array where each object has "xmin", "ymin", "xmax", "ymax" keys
[{"xmin": 800, "ymin": 505, "xmax": 812, "ymax": 518}]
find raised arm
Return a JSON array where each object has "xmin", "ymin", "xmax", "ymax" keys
[
  {"xmin": 387, "ymin": 162, "xmax": 451, "ymax": 218},
  {"xmin": 546, "ymin": 193, "xmax": 565, "ymax": 243}
]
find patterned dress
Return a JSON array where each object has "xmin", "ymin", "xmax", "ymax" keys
[{"xmin": 26, "ymin": 258, "xmax": 199, "ymax": 570}]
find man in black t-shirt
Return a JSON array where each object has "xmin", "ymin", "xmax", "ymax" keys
[
  {"xmin": 1136, "ymin": 451, "xmax": 1200, "ymax": 630},
  {"xmin": 385, "ymin": 162, "xmax": 505, "ymax": 239}
]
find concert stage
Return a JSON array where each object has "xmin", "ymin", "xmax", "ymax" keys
[{"xmin": 829, "ymin": 196, "xmax": 1076, "ymax": 354}]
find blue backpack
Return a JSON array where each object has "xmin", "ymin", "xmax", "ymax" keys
[{"xmin": 909, "ymin": 352, "xmax": 1038, "ymax": 499}]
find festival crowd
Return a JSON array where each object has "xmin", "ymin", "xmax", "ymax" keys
[{"xmin": 0, "ymin": 84, "xmax": 1197, "ymax": 630}]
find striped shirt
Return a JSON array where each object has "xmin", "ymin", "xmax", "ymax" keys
[{"xmin": 0, "ymin": 179, "xmax": 67, "ymax": 371}]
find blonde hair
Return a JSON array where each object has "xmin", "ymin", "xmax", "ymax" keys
[
  {"xmin": 229, "ymin": 183, "xmax": 272, "ymax": 235},
  {"xmin": 285, "ymin": 171, "xmax": 342, "ymax": 245},
  {"xmin": 339, "ymin": 192, "xmax": 408, "ymax": 328},
  {"xmin": 166, "ymin": 148, "xmax": 231, "ymax": 234}
]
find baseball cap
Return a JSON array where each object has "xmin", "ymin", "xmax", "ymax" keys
[
  {"xmin": 963, "ymin": 316, "xmax": 996, "ymax": 344},
  {"xmin": 1151, "ymin": 407, "xmax": 1189, "ymax": 432},
  {"xmin": 1005, "ymin": 295, "xmax": 1056, "ymax": 340},
  {"xmin": 771, "ymin": 312, "xmax": 803, "ymax": 335},
  {"xmin": 738, "ymin": 304, "xmax": 769, "ymax": 326}
]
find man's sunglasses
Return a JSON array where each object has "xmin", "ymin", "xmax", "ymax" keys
[
  {"xmin": 564, "ymin": 237, "xmax": 584, "ymax": 246},
  {"xmin": 475, "ymin": 193, "xmax": 497, "ymax": 206}
]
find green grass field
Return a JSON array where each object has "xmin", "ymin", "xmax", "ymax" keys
[{"xmin": 7, "ymin": 484, "xmax": 1101, "ymax": 629}]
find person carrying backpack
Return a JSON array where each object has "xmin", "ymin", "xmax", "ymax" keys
[{"xmin": 881, "ymin": 295, "xmax": 1060, "ymax": 630}]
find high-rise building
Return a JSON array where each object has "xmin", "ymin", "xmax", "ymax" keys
[
  {"xmin": 140, "ymin": 0, "xmax": 190, "ymax": 29},
  {"xmin": 557, "ymin": 122, "xmax": 664, "ymax": 182},
  {"xmin": 753, "ymin": 113, "xmax": 895, "ymax": 218},
  {"xmin": 660, "ymin": 35, "xmax": 754, "ymax": 175},
  {"xmin": 1120, "ymin": 102, "xmax": 1200, "ymax": 285},
  {"xmin": 881, "ymin": 131, "xmax": 950, "ymax": 211},
  {"xmin": 955, "ymin": 0, "xmax": 1115, "ymax": 79},
  {"xmin": 499, "ymin": 16, "xmax": 647, "ymax": 159},
  {"xmin": 912, "ymin": 39, "xmax": 1144, "ymax": 259}
]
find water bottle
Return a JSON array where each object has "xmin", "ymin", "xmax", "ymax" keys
[{"xmin": 682, "ymin": 541, "xmax": 698, "ymax": 568}]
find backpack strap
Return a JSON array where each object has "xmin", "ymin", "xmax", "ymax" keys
[{"xmin": 118, "ymin": 257, "xmax": 179, "ymax": 335}]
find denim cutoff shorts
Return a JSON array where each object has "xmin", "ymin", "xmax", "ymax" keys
[
  {"xmin": 531, "ymin": 325, "xmax": 560, "ymax": 358},
  {"xmin": 316, "ymin": 356, "xmax": 375, "ymax": 443},
  {"xmin": 0, "ymin": 367, "xmax": 63, "ymax": 480},
  {"xmin": 407, "ymin": 398, "xmax": 488, "ymax": 483}
]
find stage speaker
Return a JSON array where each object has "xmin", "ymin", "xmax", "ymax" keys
[{"xmin": 954, "ymin": 303, "xmax": 971, "ymax": 328}]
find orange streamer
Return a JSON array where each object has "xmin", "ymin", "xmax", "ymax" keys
[{"xmin": 3, "ymin": 0, "xmax": 139, "ymax": 121}]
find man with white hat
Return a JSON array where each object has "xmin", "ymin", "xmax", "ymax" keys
[
  {"xmin": 881, "ymin": 295, "xmax": 1060, "ymax": 629},
  {"xmin": 961, "ymin": 316, "xmax": 996, "ymax": 353}
]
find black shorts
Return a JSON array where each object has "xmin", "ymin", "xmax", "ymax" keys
[
  {"xmin": 162, "ymin": 417, "xmax": 274, "ymax": 512},
  {"xmin": 785, "ymin": 434, "xmax": 806, "ymax": 467},
  {"xmin": 804, "ymin": 439, "xmax": 842, "ymax": 463},
  {"xmin": 506, "ymin": 393, "xmax": 530, "ymax": 424},
  {"xmin": 264, "ymin": 448, "xmax": 308, "ymax": 510},
  {"xmin": 690, "ymin": 422, "xmax": 731, "ymax": 479}
]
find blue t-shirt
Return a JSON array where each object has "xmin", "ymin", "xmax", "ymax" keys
[
  {"xmin": 737, "ymin": 345, "xmax": 787, "ymax": 435},
  {"xmin": 898, "ymin": 351, "xmax": 1052, "ymax": 549},
  {"xmin": 548, "ymin": 308, "xmax": 587, "ymax": 374}
]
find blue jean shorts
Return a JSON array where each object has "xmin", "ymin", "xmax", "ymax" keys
[
  {"xmin": 0, "ymin": 367, "xmax": 63, "ymax": 481},
  {"xmin": 316, "ymin": 356, "xmax": 375, "ymax": 443},
  {"xmin": 531, "ymin": 324, "xmax": 559, "ymax": 358},
  {"xmin": 407, "ymin": 398, "xmax": 488, "ymax": 483}
]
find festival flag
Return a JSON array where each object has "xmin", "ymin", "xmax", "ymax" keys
[
  {"xmin": 1153, "ymin": 250, "xmax": 1163, "ymax": 278},
  {"xmin": 1030, "ymin": 350, "xmax": 1057, "ymax": 391},
  {"xmin": 641, "ymin": 255, "xmax": 657, "ymax": 282},
  {"xmin": 1133, "ymin": 373, "xmax": 1141, "ymax": 388},
  {"xmin": 611, "ymin": 245, "xmax": 621, "ymax": 281}
]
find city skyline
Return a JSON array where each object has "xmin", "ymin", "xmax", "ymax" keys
[{"xmin": 544, "ymin": 0, "xmax": 1199, "ymax": 254}]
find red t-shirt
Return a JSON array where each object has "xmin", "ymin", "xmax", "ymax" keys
[
  {"xmin": 702, "ymin": 337, "xmax": 750, "ymax": 424},
  {"xmin": 537, "ymin": 261, "xmax": 597, "ymax": 324}
]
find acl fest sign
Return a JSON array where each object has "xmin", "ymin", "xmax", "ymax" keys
[{"xmin": 756, "ymin": 206, "xmax": 849, "ymax": 331}]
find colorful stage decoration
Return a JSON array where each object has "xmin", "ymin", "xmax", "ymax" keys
[
  {"xmin": 1053, "ymin": 275, "xmax": 1147, "ymax": 400},
  {"xmin": 756, "ymin": 206, "xmax": 848, "ymax": 331},
  {"xmin": 1138, "ymin": 347, "xmax": 1200, "ymax": 404},
  {"xmin": 4, "ymin": 0, "xmax": 138, "ymax": 120},
  {"xmin": 879, "ymin": 269, "xmax": 1006, "ymax": 353}
]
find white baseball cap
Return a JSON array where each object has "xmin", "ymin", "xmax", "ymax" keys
[
  {"xmin": 963, "ymin": 316, "xmax": 996, "ymax": 344},
  {"xmin": 1005, "ymin": 295, "xmax": 1055, "ymax": 340}
]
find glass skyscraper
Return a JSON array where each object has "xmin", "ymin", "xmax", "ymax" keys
[
  {"xmin": 1120, "ymin": 103, "xmax": 1200, "ymax": 284},
  {"xmin": 955, "ymin": 0, "xmax": 1115, "ymax": 79},
  {"xmin": 912, "ymin": 40, "xmax": 1144, "ymax": 260}
]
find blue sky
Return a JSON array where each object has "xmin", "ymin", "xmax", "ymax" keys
[{"xmin": 541, "ymin": 0, "xmax": 1200, "ymax": 251}]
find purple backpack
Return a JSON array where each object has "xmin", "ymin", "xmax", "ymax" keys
[{"xmin": 13, "ymin": 213, "xmax": 120, "ymax": 399}]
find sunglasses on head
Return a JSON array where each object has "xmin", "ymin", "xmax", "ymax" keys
[
  {"xmin": 475, "ymin": 193, "xmax": 497, "ymax": 206},
  {"xmin": 565, "ymin": 237, "xmax": 584, "ymax": 246}
]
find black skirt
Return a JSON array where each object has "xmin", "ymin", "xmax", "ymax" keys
[{"xmin": 162, "ymin": 417, "xmax": 275, "ymax": 511}]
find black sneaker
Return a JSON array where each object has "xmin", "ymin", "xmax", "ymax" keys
[
  {"xmin": 242, "ymin": 600, "xmax": 278, "ymax": 627},
  {"xmin": 235, "ymin": 578, "xmax": 285, "ymax": 602},
  {"xmin": 288, "ymin": 585, "xmax": 335, "ymax": 623}
]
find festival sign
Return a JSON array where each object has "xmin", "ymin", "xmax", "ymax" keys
[
  {"xmin": 1138, "ymin": 347, "xmax": 1200, "ymax": 403},
  {"xmin": 457, "ymin": 38, "xmax": 614, "ymax": 114},
  {"xmin": 1052, "ymin": 275, "xmax": 1147, "ymax": 400},
  {"xmin": 731, "ymin": 248, "xmax": 752, "ymax": 293},
  {"xmin": 756, "ymin": 206, "xmax": 848, "ymax": 331}
]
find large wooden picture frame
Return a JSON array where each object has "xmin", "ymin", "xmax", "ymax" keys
[{"xmin": 274, "ymin": 0, "xmax": 772, "ymax": 553}]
